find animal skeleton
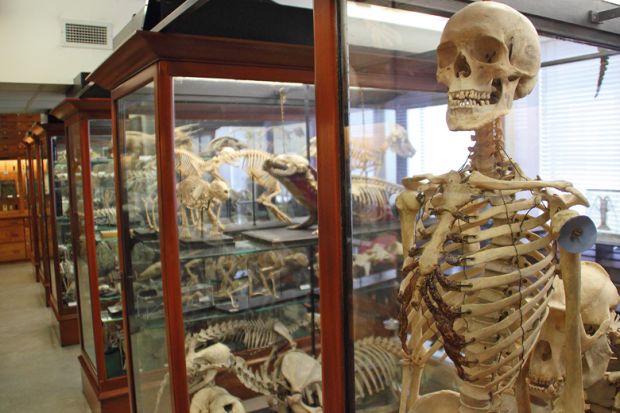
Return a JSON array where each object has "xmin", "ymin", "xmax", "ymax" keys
[
  {"xmin": 191, "ymin": 335, "xmax": 401, "ymax": 413},
  {"xmin": 214, "ymin": 256, "xmax": 248, "ymax": 308},
  {"xmin": 192, "ymin": 317, "xmax": 312, "ymax": 351},
  {"xmin": 352, "ymin": 242, "xmax": 401, "ymax": 278},
  {"xmin": 209, "ymin": 148, "xmax": 293, "ymax": 224},
  {"xmin": 351, "ymin": 176, "xmax": 403, "ymax": 222},
  {"xmin": 203, "ymin": 135, "xmax": 248, "ymax": 157},
  {"xmin": 397, "ymin": 3, "xmax": 593, "ymax": 412},
  {"xmin": 310, "ymin": 123, "xmax": 416, "ymax": 175},
  {"xmin": 58, "ymin": 245, "xmax": 75, "ymax": 302},
  {"xmin": 263, "ymin": 154, "xmax": 404, "ymax": 227},
  {"xmin": 126, "ymin": 165, "xmax": 159, "ymax": 231},
  {"xmin": 177, "ymin": 175, "xmax": 230, "ymax": 239},
  {"xmin": 190, "ymin": 386, "xmax": 245, "ymax": 413},
  {"xmin": 93, "ymin": 207, "xmax": 117, "ymax": 226},
  {"xmin": 257, "ymin": 251, "xmax": 309, "ymax": 297}
]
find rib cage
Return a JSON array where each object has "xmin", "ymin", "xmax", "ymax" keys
[
  {"xmin": 398, "ymin": 171, "xmax": 567, "ymax": 410},
  {"xmin": 351, "ymin": 176, "xmax": 404, "ymax": 221},
  {"xmin": 213, "ymin": 149, "xmax": 278, "ymax": 191},
  {"xmin": 193, "ymin": 317, "xmax": 309, "ymax": 350},
  {"xmin": 354, "ymin": 336, "xmax": 401, "ymax": 400}
]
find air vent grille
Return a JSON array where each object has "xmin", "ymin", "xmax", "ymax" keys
[{"xmin": 62, "ymin": 20, "xmax": 112, "ymax": 49}]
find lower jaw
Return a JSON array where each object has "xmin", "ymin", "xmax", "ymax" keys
[{"xmin": 527, "ymin": 382, "xmax": 560, "ymax": 400}]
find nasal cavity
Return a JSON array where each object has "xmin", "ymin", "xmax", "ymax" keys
[
  {"xmin": 455, "ymin": 53, "xmax": 471, "ymax": 78},
  {"xmin": 536, "ymin": 340, "xmax": 552, "ymax": 361}
]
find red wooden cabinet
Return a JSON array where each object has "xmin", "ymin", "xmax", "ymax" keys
[
  {"xmin": 28, "ymin": 122, "xmax": 81, "ymax": 346},
  {"xmin": 25, "ymin": 124, "xmax": 65, "ymax": 308},
  {"xmin": 87, "ymin": 29, "xmax": 325, "ymax": 413},
  {"xmin": 52, "ymin": 99, "xmax": 129, "ymax": 413}
]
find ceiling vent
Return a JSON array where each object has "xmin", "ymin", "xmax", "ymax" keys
[{"xmin": 61, "ymin": 20, "xmax": 112, "ymax": 49}]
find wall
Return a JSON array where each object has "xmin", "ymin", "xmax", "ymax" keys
[{"xmin": 0, "ymin": 0, "xmax": 146, "ymax": 85}]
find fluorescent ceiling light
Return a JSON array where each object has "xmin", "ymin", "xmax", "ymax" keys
[{"xmin": 347, "ymin": 2, "xmax": 447, "ymax": 32}]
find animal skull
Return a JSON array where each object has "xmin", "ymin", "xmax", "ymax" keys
[
  {"xmin": 263, "ymin": 154, "xmax": 310, "ymax": 177},
  {"xmin": 189, "ymin": 386, "xmax": 245, "ymax": 413},
  {"xmin": 209, "ymin": 180, "xmax": 230, "ymax": 202},
  {"xmin": 528, "ymin": 261, "xmax": 620, "ymax": 401},
  {"xmin": 387, "ymin": 124, "xmax": 416, "ymax": 158},
  {"xmin": 280, "ymin": 351, "xmax": 323, "ymax": 413},
  {"xmin": 436, "ymin": 1, "xmax": 541, "ymax": 130}
]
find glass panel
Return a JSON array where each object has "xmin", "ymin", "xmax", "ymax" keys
[
  {"xmin": 117, "ymin": 83, "xmax": 171, "ymax": 412},
  {"xmin": 343, "ymin": 2, "xmax": 620, "ymax": 411},
  {"xmin": 39, "ymin": 140, "xmax": 52, "ymax": 287},
  {"xmin": 88, "ymin": 119, "xmax": 125, "ymax": 378},
  {"xmin": 172, "ymin": 77, "xmax": 320, "ymax": 411},
  {"xmin": 45, "ymin": 137, "xmax": 57, "ymax": 305},
  {"xmin": 51, "ymin": 136, "xmax": 76, "ymax": 308},
  {"xmin": 69, "ymin": 121, "xmax": 97, "ymax": 369}
]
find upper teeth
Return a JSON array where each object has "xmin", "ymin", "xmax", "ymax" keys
[{"xmin": 448, "ymin": 90, "xmax": 492, "ymax": 107}]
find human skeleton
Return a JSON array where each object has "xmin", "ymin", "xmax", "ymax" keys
[{"xmin": 396, "ymin": 3, "xmax": 595, "ymax": 412}]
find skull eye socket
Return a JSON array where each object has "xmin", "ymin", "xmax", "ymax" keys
[
  {"xmin": 471, "ymin": 35, "xmax": 505, "ymax": 64},
  {"xmin": 437, "ymin": 41, "xmax": 457, "ymax": 68},
  {"xmin": 584, "ymin": 324, "xmax": 599, "ymax": 336}
]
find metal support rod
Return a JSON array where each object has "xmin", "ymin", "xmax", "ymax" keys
[
  {"xmin": 541, "ymin": 50, "xmax": 619, "ymax": 68},
  {"xmin": 590, "ymin": 6, "xmax": 620, "ymax": 23}
]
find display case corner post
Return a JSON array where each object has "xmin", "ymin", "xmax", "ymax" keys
[
  {"xmin": 314, "ymin": 0, "xmax": 355, "ymax": 411},
  {"xmin": 154, "ymin": 64, "xmax": 190, "ymax": 413},
  {"xmin": 111, "ymin": 88, "xmax": 137, "ymax": 413}
]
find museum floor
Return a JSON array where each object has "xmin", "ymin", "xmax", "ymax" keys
[{"xmin": 0, "ymin": 262, "xmax": 90, "ymax": 412}]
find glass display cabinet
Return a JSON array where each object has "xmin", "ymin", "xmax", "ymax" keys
[
  {"xmin": 50, "ymin": 98, "xmax": 128, "ymax": 412},
  {"xmin": 44, "ymin": 125, "xmax": 80, "ymax": 346},
  {"xmin": 23, "ymin": 135, "xmax": 40, "ymax": 278},
  {"xmin": 26, "ymin": 123, "xmax": 63, "ymax": 306},
  {"xmin": 88, "ymin": 26, "xmax": 324, "ymax": 411},
  {"xmin": 314, "ymin": 0, "xmax": 620, "ymax": 412}
]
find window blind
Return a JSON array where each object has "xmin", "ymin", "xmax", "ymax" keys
[{"xmin": 539, "ymin": 55, "xmax": 620, "ymax": 233}]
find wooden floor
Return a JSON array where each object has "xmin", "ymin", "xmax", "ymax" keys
[{"xmin": 0, "ymin": 262, "xmax": 90, "ymax": 412}]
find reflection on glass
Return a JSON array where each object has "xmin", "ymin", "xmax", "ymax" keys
[
  {"xmin": 118, "ymin": 83, "xmax": 171, "ymax": 412},
  {"xmin": 171, "ymin": 77, "xmax": 321, "ymax": 411},
  {"xmin": 70, "ymin": 122, "xmax": 98, "ymax": 369},
  {"xmin": 345, "ymin": 4, "xmax": 451, "ymax": 411}
]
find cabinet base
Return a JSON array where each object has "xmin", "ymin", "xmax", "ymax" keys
[
  {"xmin": 79, "ymin": 355, "xmax": 130, "ymax": 413},
  {"xmin": 51, "ymin": 303, "xmax": 79, "ymax": 346}
]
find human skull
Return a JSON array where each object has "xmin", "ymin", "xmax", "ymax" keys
[
  {"xmin": 436, "ymin": 1, "xmax": 541, "ymax": 130},
  {"xmin": 528, "ymin": 262, "xmax": 620, "ymax": 401},
  {"xmin": 189, "ymin": 386, "xmax": 245, "ymax": 413},
  {"xmin": 280, "ymin": 351, "xmax": 323, "ymax": 413}
]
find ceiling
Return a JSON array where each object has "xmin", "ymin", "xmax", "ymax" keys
[{"xmin": 0, "ymin": 83, "xmax": 70, "ymax": 115}]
